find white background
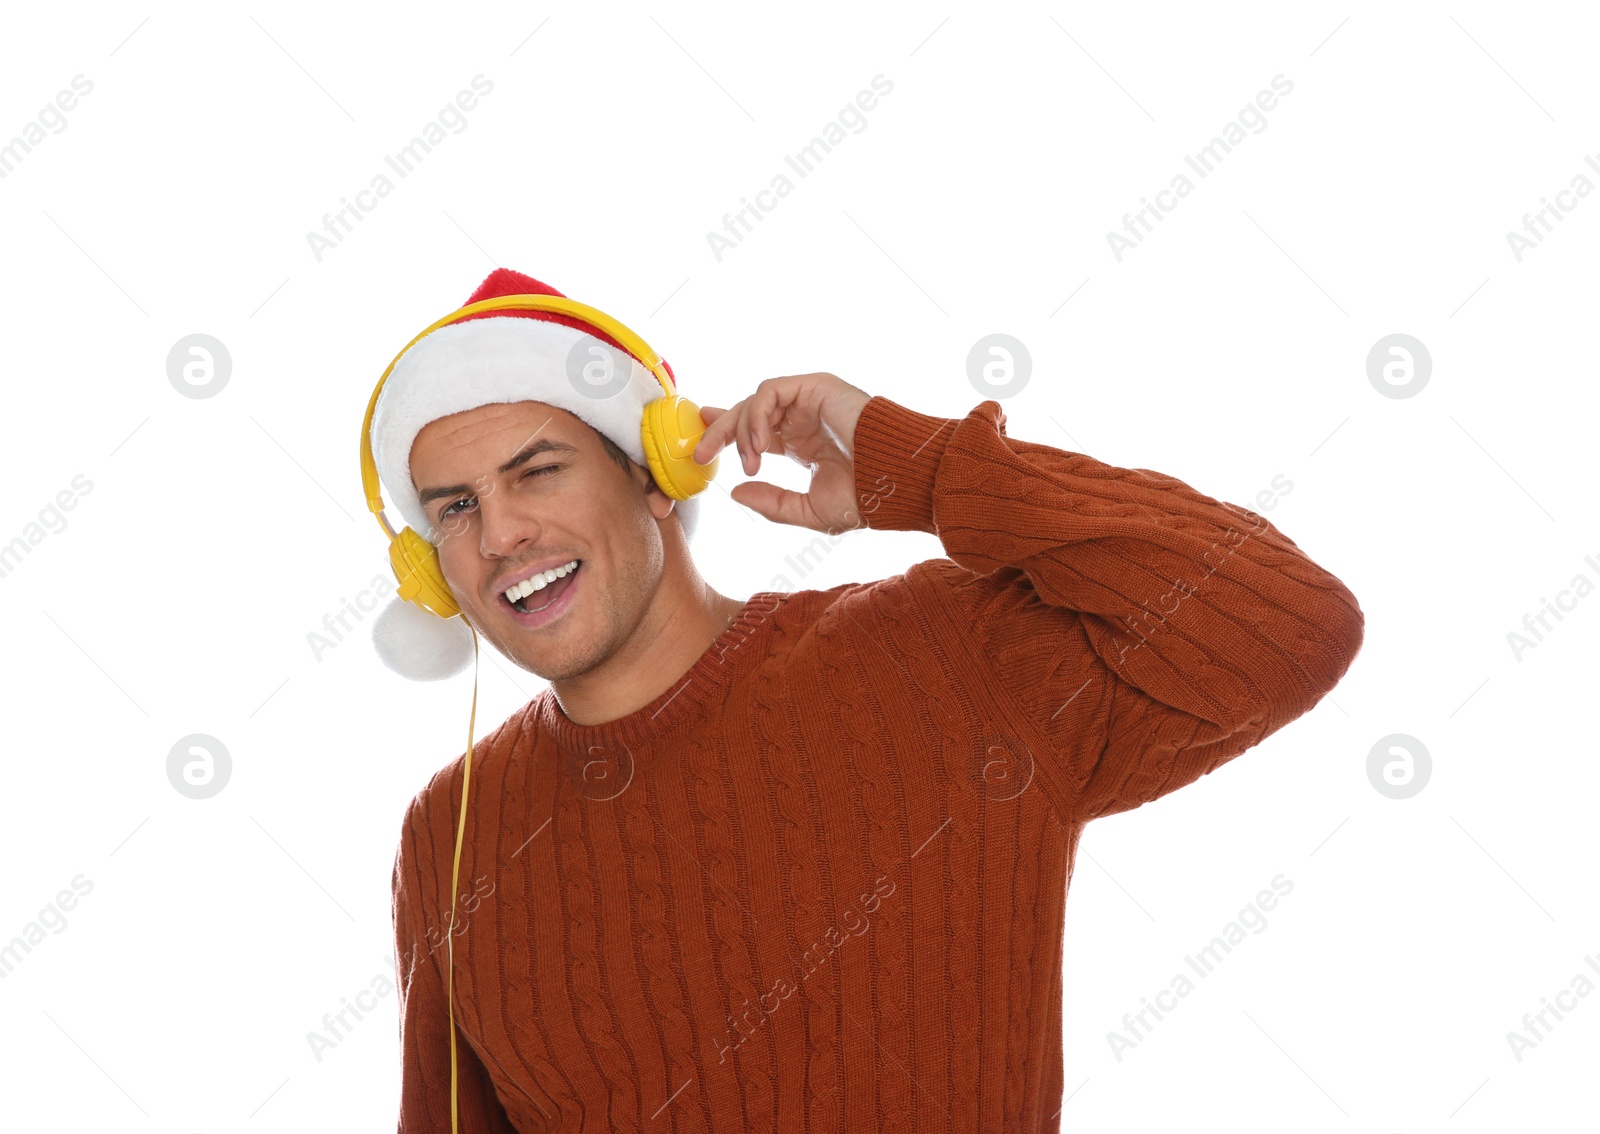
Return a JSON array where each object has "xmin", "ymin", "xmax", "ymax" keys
[{"xmin": 0, "ymin": 1, "xmax": 1594, "ymax": 1130}]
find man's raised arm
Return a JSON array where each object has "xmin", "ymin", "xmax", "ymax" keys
[{"xmin": 851, "ymin": 394, "xmax": 1364, "ymax": 823}]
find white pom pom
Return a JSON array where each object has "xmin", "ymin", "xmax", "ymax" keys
[{"xmin": 369, "ymin": 596, "xmax": 476, "ymax": 681}]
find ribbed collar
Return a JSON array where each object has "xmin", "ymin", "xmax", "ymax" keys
[{"xmin": 534, "ymin": 591, "xmax": 789, "ymax": 755}]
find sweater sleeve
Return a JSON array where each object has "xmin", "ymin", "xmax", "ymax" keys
[
  {"xmin": 392, "ymin": 799, "xmax": 520, "ymax": 1133},
  {"xmin": 850, "ymin": 394, "xmax": 1364, "ymax": 823}
]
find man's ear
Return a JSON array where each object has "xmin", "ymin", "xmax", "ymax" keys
[{"xmin": 633, "ymin": 460, "xmax": 678, "ymax": 523}]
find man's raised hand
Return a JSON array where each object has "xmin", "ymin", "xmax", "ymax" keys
[{"xmin": 691, "ymin": 372, "xmax": 873, "ymax": 534}]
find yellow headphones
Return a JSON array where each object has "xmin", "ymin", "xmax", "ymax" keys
[
  {"xmin": 359, "ymin": 291, "xmax": 719, "ymax": 1132},
  {"xmin": 359, "ymin": 291, "xmax": 720, "ymax": 618}
]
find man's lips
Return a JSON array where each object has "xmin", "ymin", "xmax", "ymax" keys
[
  {"xmin": 495, "ymin": 555, "xmax": 585, "ymax": 597},
  {"xmin": 502, "ymin": 560, "xmax": 581, "ymax": 615}
]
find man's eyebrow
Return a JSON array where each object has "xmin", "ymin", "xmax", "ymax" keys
[{"xmin": 417, "ymin": 438, "xmax": 582, "ymax": 508}]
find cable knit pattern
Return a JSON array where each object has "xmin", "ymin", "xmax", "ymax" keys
[{"xmin": 392, "ymin": 395, "xmax": 1365, "ymax": 1132}]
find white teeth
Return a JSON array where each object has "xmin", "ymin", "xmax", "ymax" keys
[{"xmin": 503, "ymin": 559, "xmax": 579, "ymax": 604}]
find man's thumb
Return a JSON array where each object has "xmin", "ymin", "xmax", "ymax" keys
[{"xmin": 730, "ymin": 481, "xmax": 789, "ymax": 524}]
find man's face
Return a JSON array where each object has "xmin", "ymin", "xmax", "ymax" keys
[{"xmin": 409, "ymin": 400, "xmax": 670, "ymax": 680}]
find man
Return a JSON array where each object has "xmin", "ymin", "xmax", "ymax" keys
[{"xmin": 380, "ymin": 267, "xmax": 1364, "ymax": 1131}]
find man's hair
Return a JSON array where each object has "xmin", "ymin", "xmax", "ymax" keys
[
  {"xmin": 588, "ymin": 423, "xmax": 680, "ymax": 527},
  {"xmin": 591, "ymin": 427, "xmax": 636, "ymax": 477}
]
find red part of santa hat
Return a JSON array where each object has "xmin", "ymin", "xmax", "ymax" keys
[{"xmin": 454, "ymin": 268, "xmax": 676, "ymax": 385}]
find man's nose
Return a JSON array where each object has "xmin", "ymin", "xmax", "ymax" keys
[{"xmin": 478, "ymin": 494, "xmax": 543, "ymax": 558}]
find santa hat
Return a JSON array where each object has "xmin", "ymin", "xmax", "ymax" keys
[{"xmin": 366, "ymin": 268, "xmax": 704, "ymax": 681}]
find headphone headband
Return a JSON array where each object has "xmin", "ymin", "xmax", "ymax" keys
[{"xmin": 358, "ymin": 293, "xmax": 676, "ymax": 540}]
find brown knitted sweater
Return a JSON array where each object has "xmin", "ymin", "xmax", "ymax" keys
[{"xmin": 391, "ymin": 394, "xmax": 1364, "ymax": 1132}]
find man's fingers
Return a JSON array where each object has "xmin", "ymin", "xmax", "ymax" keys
[
  {"xmin": 725, "ymin": 405, "xmax": 759, "ymax": 473},
  {"xmin": 694, "ymin": 405, "xmax": 734, "ymax": 465},
  {"xmin": 751, "ymin": 391, "xmax": 769, "ymax": 455},
  {"xmin": 757, "ymin": 381, "xmax": 790, "ymax": 454},
  {"xmin": 735, "ymin": 394, "xmax": 759, "ymax": 474},
  {"xmin": 692, "ymin": 380, "xmax": 797, "ymax": 468},
  {"xmin": 745, "ymin": 381, "xmax": 786, "ymax": 471}
]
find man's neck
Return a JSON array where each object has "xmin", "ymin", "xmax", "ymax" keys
[{"xmin": 549, "ymin": 582, "xmax": 747, "ymax": 727}]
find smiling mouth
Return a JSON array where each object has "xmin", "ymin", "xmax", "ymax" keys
[{"xmin": 503, "ymin": 560, "xmax": 581, "ymax": 614}]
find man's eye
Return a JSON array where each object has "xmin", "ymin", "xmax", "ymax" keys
[{"xmin": 438, "ymin": 466, "xmax": 561, "ymax": 519}]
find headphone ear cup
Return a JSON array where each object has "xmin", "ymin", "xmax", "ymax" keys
[
  {"xmin": 388, "ymin": 526, "xmax": 461, "ymax": 618},
  {"xmin": 641, "ymin": 395, "xmax": 717, "ymax": 501}
]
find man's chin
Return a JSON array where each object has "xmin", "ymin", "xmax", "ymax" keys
[
  {"xmin": 515, "ymin": 631, "xmax": 619, "ymax": 685},
  {"xmin": 510, "ymin": 651, "xmax": 580, "ymax": 684},
  {"xmin": 469, "ymin": 593, "xmax": 612, "ymax": 682},
  {"xmin": 486, "ymin": 621, "xmax": 569, "ymax": 676}
]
